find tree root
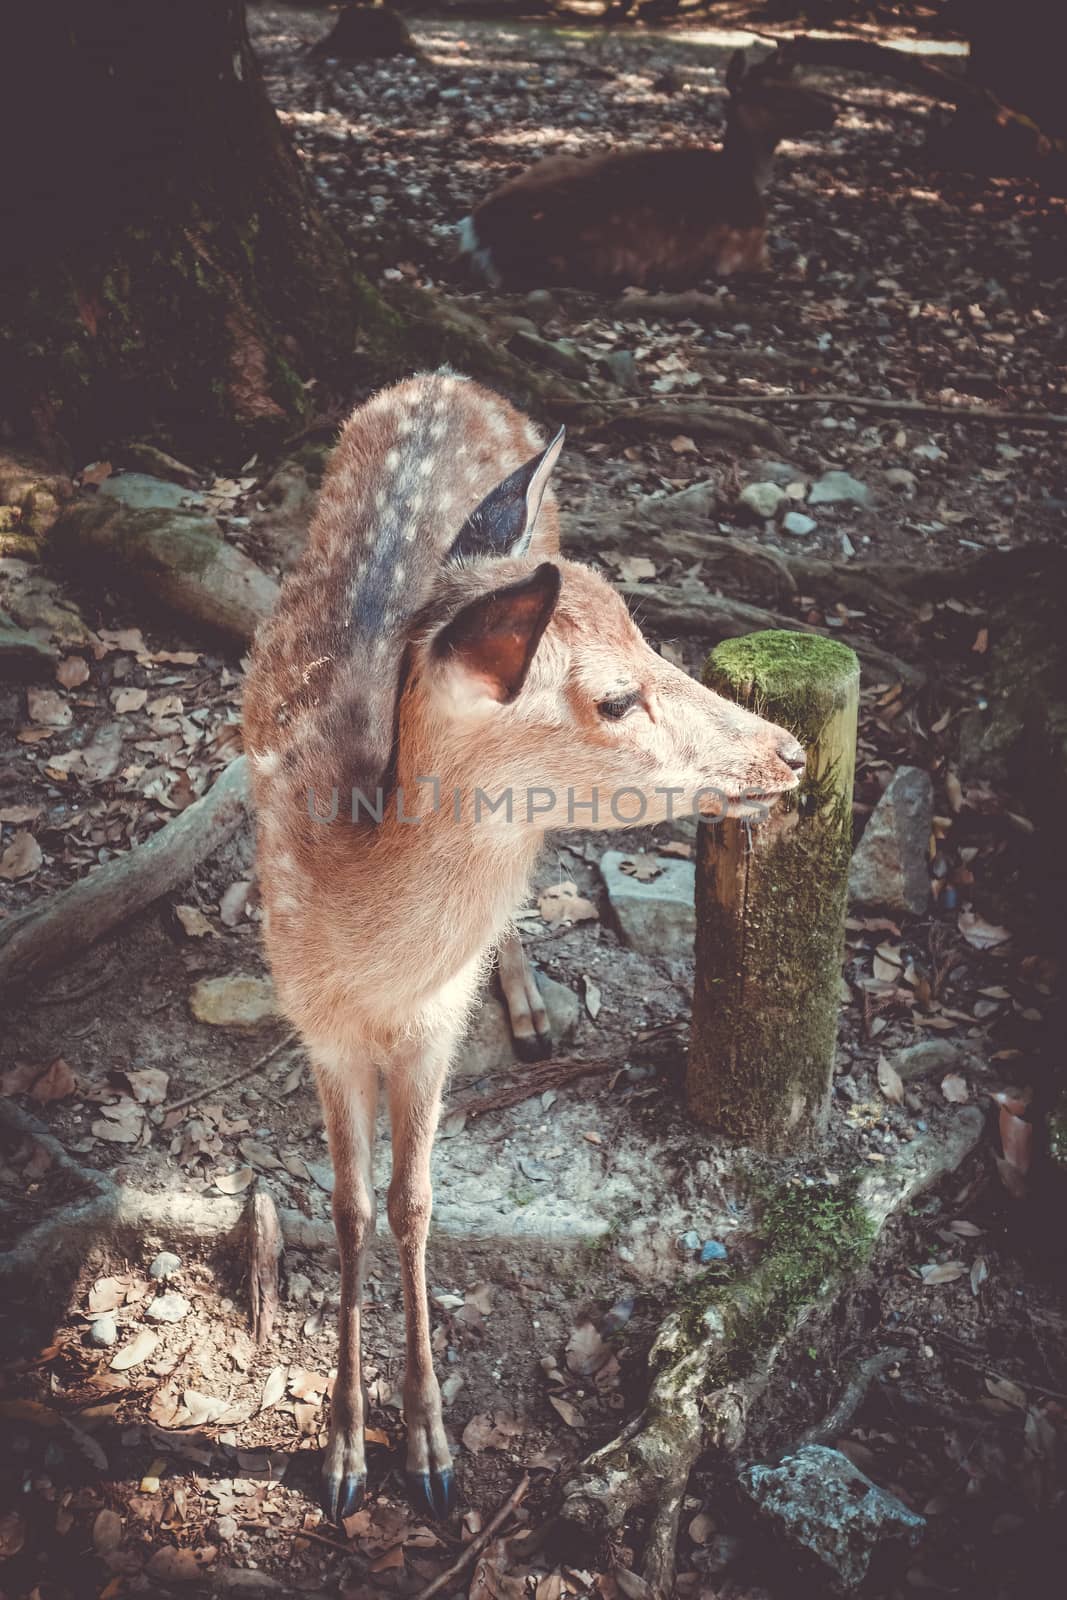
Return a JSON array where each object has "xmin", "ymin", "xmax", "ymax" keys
[
  {"xmin": 0, "ymin": 1099, "xmax": 333, "ymax": 1284},
  {"xmin": 0, "ymin": 755, "xmax": 250, "ymax": 990},
  {"xmin": 797, "ymin": 1346, "xmax": 906, "ymax": 1449},
  {"xmin": 558, "ymin": 1109, "xmax": 984, "ymax": 1597},
  {"xmin": 616, "ymin": 580, "xmax": 925, "ymax": 688},
  {"xmin": 573, "ymin": 401, "xmax": 789, "ymax": 454}
]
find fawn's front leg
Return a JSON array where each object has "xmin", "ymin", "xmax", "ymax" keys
[
  {"xmin": 497, "ymin": 930, "xmax": 552, "ymax": 1060},
  {"xmin": 387, "ymin": 1041, "xmax": 455, "ymax": 1520},
  {"xmin": 314, "ymin": 1048, "xmax": 379, "ymax": 1523}
]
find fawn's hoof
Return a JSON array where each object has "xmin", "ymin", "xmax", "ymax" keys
[
  {"xmin": 321, "ymin": 1463, "xmax": 366, "ymax": 1524},
  {"xmin": 513, "ymin": 1029, "xmax": 552, "ymax": 1063},
  {"xmin": 406, "ymin": 1465, "xmax": 456, "ymax": 1521}
]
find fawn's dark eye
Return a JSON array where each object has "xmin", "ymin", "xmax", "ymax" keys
[{"xmin": 598, "ymin": 691, "xmax": 641, "ymax": 721}]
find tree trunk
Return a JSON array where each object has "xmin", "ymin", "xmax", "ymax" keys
[
  {"xmin": 688, "ymin": 632, "xmax": 859, "ymax": 1154},
  {"xmin": 0, "ymin": 1, "xmax": 375, "ymax": 463}
]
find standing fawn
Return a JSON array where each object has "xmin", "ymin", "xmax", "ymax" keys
[
  {"xmin": 457, "ymin": 49, "xmax": 836, "ymax": 291},
  {"xmin": 243, "ymin": 370, "xmax": 805, "ymax": 1522}
]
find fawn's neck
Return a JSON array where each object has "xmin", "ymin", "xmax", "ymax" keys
[{"xmin": 722, "ymin": 111, "xmax": 780, "ymax": 194}]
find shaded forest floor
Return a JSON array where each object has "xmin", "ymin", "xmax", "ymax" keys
[{"xmin": 1, "ymin": 9, "xmax": 1065, "ymax": 1600}]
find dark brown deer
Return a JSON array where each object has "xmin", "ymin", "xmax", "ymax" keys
[
  {"xmin": 456, "ymin": 49, "xmax": 836, "ymax": 291},
  {"xmin": 243, "ymin": 370, "xmax": 805, "ymax": 1524}
]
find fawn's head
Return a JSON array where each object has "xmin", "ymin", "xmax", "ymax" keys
[
  {"xmin": 725, "ymin": 49, "xmax": 837, "ymax": 144},
  {"xmin": 398, "ymin": 437, "xmax": 805, "ymax": 832}
]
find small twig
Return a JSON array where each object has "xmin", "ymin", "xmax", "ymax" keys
[
  {"xmin": 413, "ymin": 1475, "xmax": 531, "ymax": 1600},
  {"xmin": 163, "ymin": 1030, "xmax": 299, "ymax": 1115},
  {"xmin": 448, "ymin": 1056, "xmax": 618, "ymax": 1122}
]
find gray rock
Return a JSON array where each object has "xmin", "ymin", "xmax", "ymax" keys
[
  {"xmin": 740, "ymin": 481, "xmax": 787, "ymax": 520},
  {"xmin": 749, "ymin": 460, "xmax": 804, "ymax": 486},
  {"xmin": 287, "ymin": 1272, "xmax": 312, "ymax": 1303},
  {"xmin": 88, "ymin": 1312, "xmax": 118, "ymax": 1347},
  {"xmin": 454, "ymin": 972, "xmax": 579, "ymax": 1077},
  {"xmin": 643, "ymin": 480, "xmax": 717, "ymax": 525},
  {"xmin": 251, "ymin": 462, "xmax": 315, "ymax": 569},
  {"xmin": 149, "ymin": 1251, "xmax": 182, "ymax": 1281},
  {"xmin": 601, "ymin": 850, "xmax": 695, "ymax": 957},
  {"xmin": 0, "ymin": 607, "xmax": 55, "ymax": 671},
  {"xmin": 600, "ymin": 349, "xmax": 639, "ymax": 391},
  {"xmin": 808, "ymin": 471, "xmax": 871, "ymax": 507},
  {"xmin": 508, "ymin": 329, "xmax": 586, "ymax": 380},
  {"xmin": 891, "ymin": 1040, "xmax": 973, "ymax": 1082},
  {"xmin": 145, "ymin": 1291, "xmax": 191, "ymax": 1323},
  {"xmin": 912, "ymin": 442, "xmax": 944, "ymax": 462},
  {"xmin": 189, "ymin": 974, "xmax": 277, "ymax": 1028},
  {"xmin": 782, "ymin": 511, "xmax": 817, "ymax": 537},
  {"xmin": 741, "ymin": 1444, "xmax": 924, "ymax": 1590},
  {"xmin": 524, "ymin": 289, "xmax": 557, "ymax": 321},
  {"xmin": 98, "ymin": 473, "xmax": 199, "ymax": 512},
  {"xmin": 848, "ymin": 766, "xmax": 933, "ymax": 916}
]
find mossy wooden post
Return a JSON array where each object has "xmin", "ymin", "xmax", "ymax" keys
[{"xmin": 688, "ymin": 631, "xmax": 859, "ymax": 1152}]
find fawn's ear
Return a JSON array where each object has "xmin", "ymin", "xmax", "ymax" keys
[
  {"xmin": 725, "ymin": 49, "xmax": 747, "ymax": 92},
  {"xmin": 431, "ymin": 562, "xmax": 561, "ymax": 706},
  {"xmin": 448, "ymin": 427, "xmax": 565, "ymax": 562}
]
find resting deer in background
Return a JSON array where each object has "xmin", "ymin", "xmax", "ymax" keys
[
  {"xmin": 243, "ymin": 370, "xmax": 805, "ymax": 1522},
  {"xmin": 456, "ymin": 49, "xmax": 836, "ymax": 291}
]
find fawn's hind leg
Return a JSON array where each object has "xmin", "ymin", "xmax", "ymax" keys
[
  {"xmin": 497, "ymin": 930, "xmax": 552, "ymax": 1060},
  {"xmin": 386, "ymin": 1038, "xmax": 456, "ymax": 1519},
  {"xmin": 313, "ymin": 1046, "xmax": 379, "ymax": 1522}
]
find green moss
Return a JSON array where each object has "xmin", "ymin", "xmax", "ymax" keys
[
  {"xmin": 705, "ymin": 630, "xmax": 858, "ymax": 751},
  {"xmin": 674, "ymin": 1177, "xmax": 875, "ymax": 1378}
]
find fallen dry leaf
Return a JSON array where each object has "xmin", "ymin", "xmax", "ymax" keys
[
  {"xmin": 877, "ymin": 1055, "xmax": 904, "ymax": 1104},
  {"xmin": 110, "ymin": 1329, "xmax": 159, "ymax": 1371},
  {"xmin": 940, "ymin": 1072, "xmax": 969, "ymax": 1104},
  {"xmin": 259, "ymin": 1365, "xmax": 287, "ymax": 1412},
  {"xmin": 111, "ymin": 687, "xmax": 147, "ymax": 714},
  {"xmin": 176, "ymin": 905, "xmax": 215, "ymax": 939},
  {"xmin": 548, "ymin": 1394, "xmax": 583, "ymax": 1427},
  {"xmin": 538, "ymin": 882, "xmax": 597, "ymax": 926},
  {"xmin": 619, "ymin": 853, "xmax": 663, "ymax": 883},
  {"xmin": 0, "ymin": 831, "xmax": 42, "ymax": 880},
  {"xmin": 919, "ymin": 1261, "xmax": 967, "ymax": 1285},
  {"xmin": 461, "ymin": 1411, "xmax": 524, "ymax": 1454},
  {"xmin": 958, "ymin": 910, "xmax": 1011, "ymax": 950},
  {"xmin": 214, "ymin": 1165, "xmax": 254, "ymax": 1195},
  {"xmin": 27, "ymin": 687, "xmax": 72, "ymax": 727},
  {"xmin": 55, "ymin": 655, "xmax": 90, "ymax": 688}
]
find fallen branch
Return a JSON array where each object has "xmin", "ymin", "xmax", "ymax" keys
[
  {"xmin": 559, "ymin": 1110, "xmax": 985, "ymax": 1598},
  {"xmin": 573, "ymin": 392, "xmax": 1067, "ymax": 430},
  {"xmin": 414, "ymin": 1475, "xmax": 530, "ymax": 1600},
  {"xmin": 0, "ymin": 755, "xmax": 250, "ymax": 990},
  {"xmin": 163, "ymin": 1028, "xmax": 298, "ymax": 1115},
  {"xmin": 797, "ymin": 1347, "xmax": 906, "ymax": 1448},
  {"xmin": 611, "ymin": 291, "xmax": 777, "ymax": 330},
  {"xmin": 617, "ymin": 581, "xmax": 925, "ymax": 687}
]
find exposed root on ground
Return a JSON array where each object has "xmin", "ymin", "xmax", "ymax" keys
[{"xmin": 558, "ymin": 1109, "xmax": 985, "ymax": 1598}]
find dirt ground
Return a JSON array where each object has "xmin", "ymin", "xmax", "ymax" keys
[{"xmin": 1, "ymin": 7, "xmax": 1065, "ymax": 1599}]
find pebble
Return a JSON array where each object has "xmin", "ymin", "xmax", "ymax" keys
[
  {"xmin": 912, "ymin": 442, "xmax": 945, "ymax": 462},
  {"xmin": 679, "ymin": 1229, "xmax": 701, "ymax": 1254},
  {"xmin": 885, "ymin": 467, "xmax": 917, "ymax": 494},
  {"xmin": 145, "ymin": 1291, "xmax": 191, "ymax": 1324},
  {"xmin": 740, "ymin": 481, "xmax": 787, "ymax": 520},
  {"xmin": 88, "ymin": 1312, "xmax": 118, "ymax": 1347},
  {"xmin": 782, "ymin": 511, "xmax": 817, "ymax": 537},
  {"xmin": 149, "ymin": 1251, "xmax": 182, "ymax": 1280}
]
